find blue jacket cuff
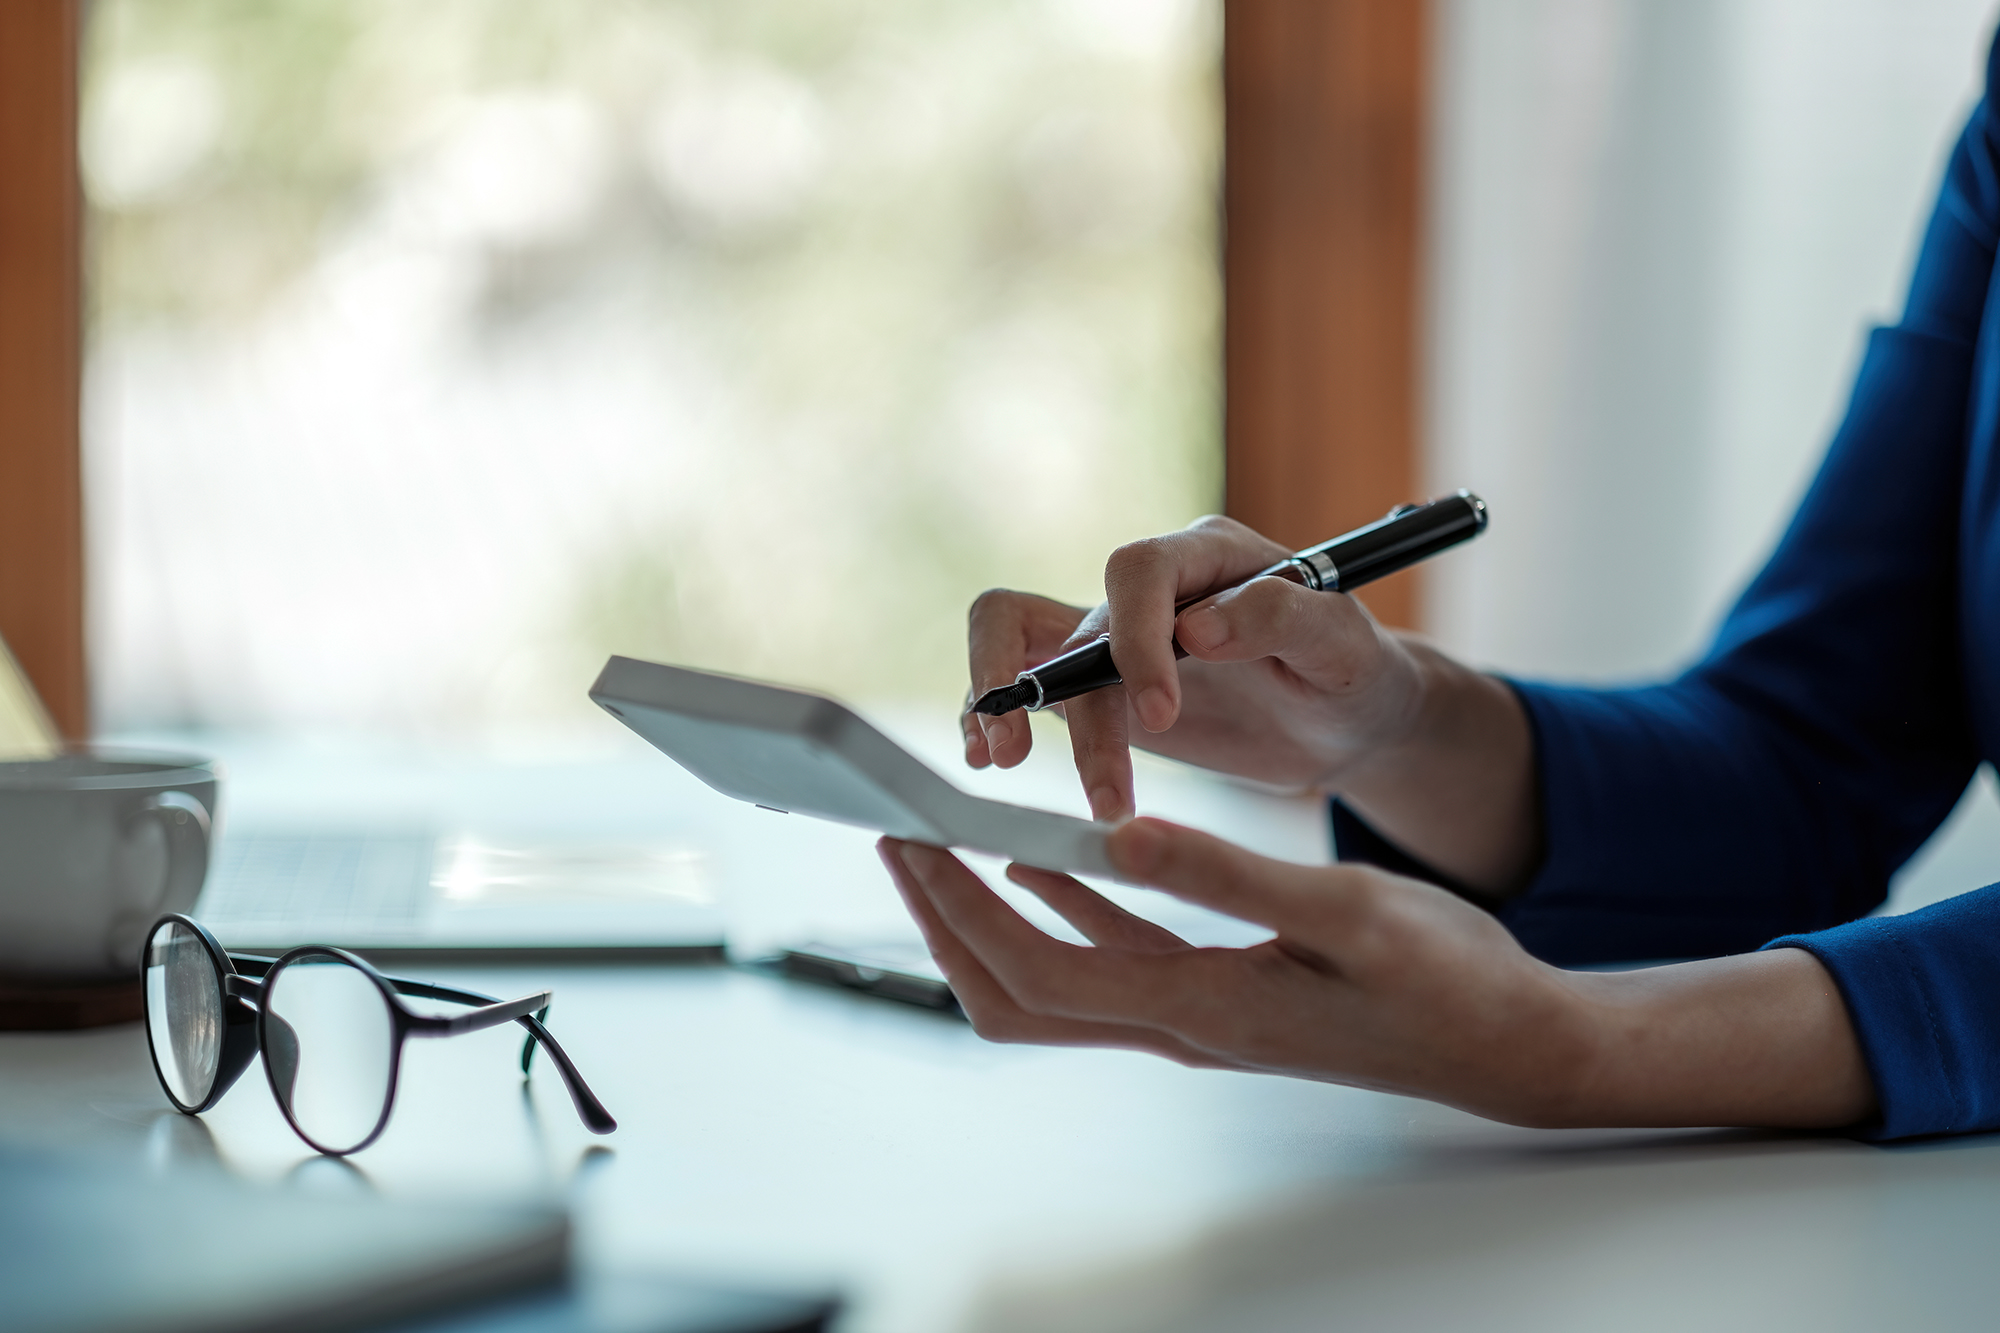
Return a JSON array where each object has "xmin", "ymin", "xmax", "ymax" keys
[{"xmin": 1764, "ymin": 885, "xmax": 2000, "ymax": 1141}]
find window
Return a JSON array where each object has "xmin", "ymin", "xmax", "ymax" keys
[{"xmin": 81, "ymin": 0, "xmax": 1222, "ymax": 737}]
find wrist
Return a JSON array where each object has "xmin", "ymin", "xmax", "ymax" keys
[
  {"xmin": 1469, "ymin": 963, "xmax": 1621, "ymax": 1129},
  {"xmin": 1552, "ymin": 952, "xmax": 1876, "ymax": 1130},
  {"xmin": 1329, "ymin": 644, "xmax": 1541, "ymax": 894},
  {"xmin": 1315, "ymin": 629, "xmax": 1438, "ymax": 786}
]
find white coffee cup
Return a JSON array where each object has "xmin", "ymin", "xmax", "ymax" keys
[{"xmin": 0, "ymin": 750, "xmax": 218, "ymax": 983}]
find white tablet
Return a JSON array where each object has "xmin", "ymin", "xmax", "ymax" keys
[{"xmin": 589, "ymin": 657, "xmax": 1115, "ymax": 878}]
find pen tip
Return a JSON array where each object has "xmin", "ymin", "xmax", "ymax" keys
[{"xmin": 971, "ymin": 682, "xmax": 1036, "ymax": 716}]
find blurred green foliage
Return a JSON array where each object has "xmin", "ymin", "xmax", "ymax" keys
[{"xmin": 85, "ymin": 0, "xmax": 1220, "ymax": 726}]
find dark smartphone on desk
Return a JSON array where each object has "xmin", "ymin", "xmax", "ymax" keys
[{"xmin": 769, "ymin": 941, "xmax": 959, "ymax": 1013}]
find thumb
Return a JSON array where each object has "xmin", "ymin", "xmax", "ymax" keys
[
  {"xmin": 1105, "ymin": 817, "xmax": 1337, "ymax": 933},
  {"xmin": 1174, "ymin": 576, "xmax": 1383, "ymax": 679}
]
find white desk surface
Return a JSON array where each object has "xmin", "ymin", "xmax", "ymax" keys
[{"xmin": 9, "ymin": 722, "xmax": 2000, "ymax": 1332}]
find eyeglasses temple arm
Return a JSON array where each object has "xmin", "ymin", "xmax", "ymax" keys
[
  {"xmin": 383, "ymin": 976, "xmax": 617, "ymax": 1135},
  {"xmin": 385, "ymin": 976, "xmax": 503, "ymax": 1008},
  {"xmin": 521, "ymin": 1005, "xmax": 549, "ymax": 1075},
  {"xmin": 431, "ymin": 991, "xmax": 551, "ymax": 1036},
  {"xmin": 223, "ymin": 953, "xmax": 280, "ymax": 979},
  {"xmin": 514, "ymin": 1013, "xmax": 617, "ymax": 1134}
]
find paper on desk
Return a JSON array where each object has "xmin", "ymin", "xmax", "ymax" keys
[{"xmin": 0, "ymin": 635, "xmax": 59, "ymax": 760}]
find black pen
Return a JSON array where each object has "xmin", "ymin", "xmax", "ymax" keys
[{"xmin": 971, "ymin": 490, "xmax": 1489, "ymax": 717}]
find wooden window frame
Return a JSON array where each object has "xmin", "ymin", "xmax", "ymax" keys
[
  {"xmin": 0, "ymin": 0, "xmax": 87, "ymax": 740},
  {"xmin": 1224, "ymin": 0, "xmax": 1427, "ymax": 630},
  {"xmin": 0, "ymin": 0, "xmax": 1424, "ymax": 739}
]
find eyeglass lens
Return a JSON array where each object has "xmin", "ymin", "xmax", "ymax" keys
[
  {"xmin": 262, "ymin": 955, "xmax": 396, "ymax": 1154},
  {"xmin": 144, "ymin": 919, "xmax": 223, "ymax": 1109}
]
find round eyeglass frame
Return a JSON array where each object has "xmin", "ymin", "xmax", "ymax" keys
[{"xmin": 140, "ymin": 913, "xmax": 616, "ymax": 1156}]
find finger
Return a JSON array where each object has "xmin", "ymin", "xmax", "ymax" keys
[
  {"xmin": 1004, "ymin": 863, "xmax": 1189, "ymax": 954},
  {"xmin": 877, "ymin": 841, "xmax": 1231, "ymax": 1065},
  {"xmin": 1059, "ymin": 684, "xmax": 1135, "ymax": 821},
  {"xmin": 967, "ymin": 589, "xmax": 1086, "ymax": 769},
  {"xmin": 1102, "ymin": 517, "xmax": 1289, "ymax": 735},
  {"xmin": 896, "ymin": 841, "xmax": 1201, "ymax": 1027},
  {"xmin": 1105, "ymin": 817, "xmax": 1366, "ymax": 940},
  {"xmin": 1173, "ymin": 574, "xmax": 1381, "ymax": 679},
  {"xmin": 877, "ymin": 839, "xmax": 1032, "ymax": 1018},
  {"xmin": 961, "ymin": 690, "xmax": 992, "ymax": 769}
]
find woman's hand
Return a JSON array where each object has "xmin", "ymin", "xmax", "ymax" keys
[
  {"xmin": 965, "ymin": 517, "xmax": 1425, "ymax": 800},
  {"xmin": 878, "ymin": 819, "xmax": 1877, "ymax": 1131},
  {"xmin": 963, "ymin": 515, "xmax": 1538, "ymax": 893}
]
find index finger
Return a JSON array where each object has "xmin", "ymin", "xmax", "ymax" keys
[
  {"xmin": 966, "ymin": 589, "xmax": 1087, "ymax": 770},
  {"xmin": 1101, "ymin": 517, "xmax": 1290, "ymax": 734},
  {"xmin": 883, "ymin": 840, "xmax": 1241, "ymax": 1060},
  {"xmin": 894, "ymin": 841, "xmax": 1213, "ymax": 1029}
]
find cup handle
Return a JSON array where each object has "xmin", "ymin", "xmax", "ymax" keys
[{"xmin": 106, "ymin": 792, "xmax": 213, "ymax": 972}]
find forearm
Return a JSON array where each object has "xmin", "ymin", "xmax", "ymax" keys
[
  {"xmin": 1553, "ymin": 948, "xmax": 1875, "ymax": 1130},
  {"xmin": 1334, "ymin": 639, "xmax": 1540, "ymax": 896}
]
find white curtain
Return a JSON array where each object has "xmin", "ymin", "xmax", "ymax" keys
[
  {"xmin": 1425, "ymin": 0, "xmax": 1999, "ymax": 908},
  {"xmin": 1427, "ymin": 0, "xmax": 1995, "ymax": 679}
]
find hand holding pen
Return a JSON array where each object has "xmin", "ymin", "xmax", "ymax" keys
[{"xmin": 963, "ymin": 493, "xmax": 1488, "ymax": 822}]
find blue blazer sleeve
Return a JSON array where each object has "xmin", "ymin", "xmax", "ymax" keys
[
  {"xmin": 1486, "ymin": 62, "xmax": 2000, "ymax": 967},
  {"xmin": 1764, "ymin": 886, "xmax": 2000, "ymax": 1140},
  {"xmin": 1331, "ymin": 29, "xmax": 2000, "ymax": 1141}
]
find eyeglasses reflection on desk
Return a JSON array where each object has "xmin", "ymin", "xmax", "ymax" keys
[{"xmin": 141, "ymin": 913, "xmax": 617, "ymax": 1156}]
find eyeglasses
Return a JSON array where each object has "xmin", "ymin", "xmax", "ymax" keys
[{"xmin": 142, "ymin": 913, "xmax": 616, "ymax": 1156}]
